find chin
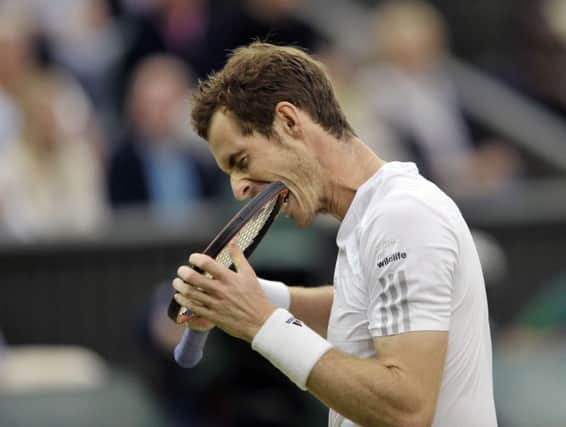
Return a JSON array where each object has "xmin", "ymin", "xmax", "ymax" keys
[{"xmin": 285, "ymin": 194, "xmax": 316, "ymax": 227}]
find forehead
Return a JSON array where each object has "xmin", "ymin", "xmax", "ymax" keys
[{"xmin": 208, "ymin": 110, "xmax": 243, "ymax": 158}]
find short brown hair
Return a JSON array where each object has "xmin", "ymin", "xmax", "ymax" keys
[{"xmin": 191, "ymin": 42, "xmax": 355, "ymax": 140}]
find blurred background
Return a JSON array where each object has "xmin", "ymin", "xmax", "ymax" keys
[{"xmin": 0, "ymin": 0, "xmax": 565, "ymax": 426}]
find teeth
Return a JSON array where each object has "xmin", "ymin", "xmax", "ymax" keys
[{"xmin": 282, "ymin": 193, "xmax": 290, "ymax": 216}]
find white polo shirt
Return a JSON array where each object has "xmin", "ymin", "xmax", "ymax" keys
[{"xmin": 327, "ymin": 162, "xmax": 497, "ymax": 427}]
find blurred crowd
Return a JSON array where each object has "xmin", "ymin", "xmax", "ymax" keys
[
  {"xmin": 2, "ymin": 0, "xmax": 566, "ymax": 241},
  {"xmin": 0, "ymin": 0, "xmax": 329, "ymax": 240}
]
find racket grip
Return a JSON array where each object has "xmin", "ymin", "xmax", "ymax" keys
[{"xmin": 174, "ymin": 328, "xmax": 210, "ymax": 368}]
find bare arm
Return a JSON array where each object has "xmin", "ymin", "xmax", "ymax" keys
[
  {"xmin": 307, "ymin": 331, "xmax": 447, "ymax": 427},
  {"xmin": 289, "ymin": 285, "xmax": 333, "ymax": 337}
]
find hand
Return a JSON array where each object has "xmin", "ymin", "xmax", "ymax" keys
[
  {"xmin": 181, "ymin": 312, "xmax": 215, "ymax": 332},
  {"xmin": 172, "ymin": 285, "xmax": 215, "ymax": 331},
  {"xmin": 172, "ymin": 243, "xmax": 276, "ymax": 342}
]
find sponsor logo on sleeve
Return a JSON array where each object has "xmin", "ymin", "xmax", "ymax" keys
[
  {"xmin": 285, "ymin": 317, "xmax": 304, "ymax": 327},
  {"xmin": 377, "ymin": 252, "xmax": 407, "ymax": 268}
]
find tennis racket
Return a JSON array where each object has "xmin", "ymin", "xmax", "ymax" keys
[{"xmin": 168, "ymin": 181, "xmax": 289, "ymax": 367}]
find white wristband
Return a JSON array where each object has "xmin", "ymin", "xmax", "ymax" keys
[
  {"xmin": 258, "ymin": 278, "xmax": 291, "ymax": 310},
  {"xmin": 252, "ymin": 308, "xmax": 332, "ymax": 390}
]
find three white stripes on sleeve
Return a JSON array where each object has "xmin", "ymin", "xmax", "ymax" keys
[{"xmin": 378, "ymin": 270, "xmax": 411, "ymax": 335}]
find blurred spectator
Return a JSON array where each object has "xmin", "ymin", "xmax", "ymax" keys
[
  {"xmin": 204, "ymin": 0, "xmax": 327, "ymax": 74},
  {"xmin": 119, "ymin": 0, "xmax": 326, "ymax": 82},
  {"xmin": 0, "ymin": 74, "xmax": 107, "ymax": 239},
  {"xmin": 35, "ymin": 0, "xmax": 126, "ymax": 137},
  {"xmin": 0, "ymin": 91, "xmax": 22, "ymax": 151},
  {"xmin": 118, "ymin": 0, "xmax": 211, "ymax": 90},
  {"xmin": 501, "ymin": 0, "xmax": 566, "ymax": 120},
  {"xmin": 108, "ymin": 55, "xmax": 222, "ymax": 225},
  {"xmin": 119, "ymin": 0, "xmax": 159, "ymax": 15},
  {"xmin": 0, "ymin": 2, "xmax": 36, "ymax": 150},
  {"xmin": 316, "ymin": 46, "xmax": 399, "ymax": 162},
  {"xmin": 0, "ymin": 3, "xmax": 37, "ymax": 90},
  {"xmin": 359, "ymin": 0, "xmax": 521, "ymax": 197}
]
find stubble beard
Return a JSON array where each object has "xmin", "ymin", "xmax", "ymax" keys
[{"xmin": 287, "ymin": 153, "xmax": 325, "ymax": 228}]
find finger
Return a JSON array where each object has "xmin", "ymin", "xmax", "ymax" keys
[
  {"xmin": 174, "ymin": 293, "xmax": 214, "ymax": 319},
  {"xmin": 172, "ymin": 277, "xmax": 191, "ymax": 294},
  {"xmin": 229, "ymin": 241, "xmax": 252, "ymax": 274},
  {"xmin": 177, "ymin": 265, "xmax": 208, "ymax": 283},
  {"xmin": 186, "ymin": 284, "xmax": 218, "ymax": 308},
  {"xmin": 177, "ymin": 265, "xmax": 193, "ymax": 282},
  {"xmin": 171, "ymin": 279, "xmax": 199, "ymax": 324},
  {"xmin": 188, "ymin": 253, "xmax": 231, "ymax": 281},
  {"xmin": 176, "ymin": 266, "xmax": 218, "ymax": 293},
  {"xmin": 185, "ymin": 315, "xmax": 215, "ymax": 331},
  {"xmin": 172, "ymin": 278, "xmax": 218, "ymax": 310}
]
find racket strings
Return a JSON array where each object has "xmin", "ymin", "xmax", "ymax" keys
[{"xmin": 215, "ymin": 199, "xmax": 278, "ymax": 268}]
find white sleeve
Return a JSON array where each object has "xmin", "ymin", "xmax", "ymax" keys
[
  {"xmin": 257, "ymin": 278, "xmax": 290, "ymax": 310},
  {"xmin": 360, "ymin": 196, "xmax": 459, "ymax": 336}
]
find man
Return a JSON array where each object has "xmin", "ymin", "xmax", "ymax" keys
[
  {"xmin": 172, "ymin": 42, "xmax": 497, "ymax": 427},
  {"xmin": 360, "ymin": 0, "xmax": 519, "ymax": 197},
  {"xmin": 108, "ymin": 55, "xmax": 210, "ymax": 221}
]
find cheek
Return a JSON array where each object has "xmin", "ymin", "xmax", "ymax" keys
[
  {"xmin": 256, "ymin": 149, "xmax": 319, "ymax": 199},
  {"xmin": 285, "ymin": 159, "xmax": 321, "ymax": 206},
  {"xmin": 270, "ymin": 159, "xmax": 307, "ymax": 186}
]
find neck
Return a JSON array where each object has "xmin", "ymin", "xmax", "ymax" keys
[{"xmin": 318, "ymin": 135, "xmax": 385, "ymax": 220}]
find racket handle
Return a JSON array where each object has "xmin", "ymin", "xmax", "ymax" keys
[{"xmin": 174, "ymin": 328, "xmax": 210, "ymax": 368}]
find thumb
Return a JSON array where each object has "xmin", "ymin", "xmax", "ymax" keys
[{"xmin": 229, "ymin": 241, "xmax": 252, "ymax": 274}]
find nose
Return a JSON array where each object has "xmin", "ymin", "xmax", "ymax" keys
[{"xmin": 230, "ymin": 175, "xmax": 253, "ymax": 201}]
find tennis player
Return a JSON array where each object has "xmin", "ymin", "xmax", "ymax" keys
[{"xmin": 172, "ymin": 42, "xmax": 497, "ymax": 427}]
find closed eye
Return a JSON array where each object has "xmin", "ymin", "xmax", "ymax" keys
[
  {"xmin": 238, "ymin": 156, "xmax": 249, "ymax": 172},
  {"xmin": 227, "ymin": 151, "xmax": 246, "ymax": 172}
]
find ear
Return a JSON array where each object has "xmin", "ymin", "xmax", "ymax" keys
[{"xmin": 273, "ymin": 101, "xmax": 304, "ymax": 139}]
